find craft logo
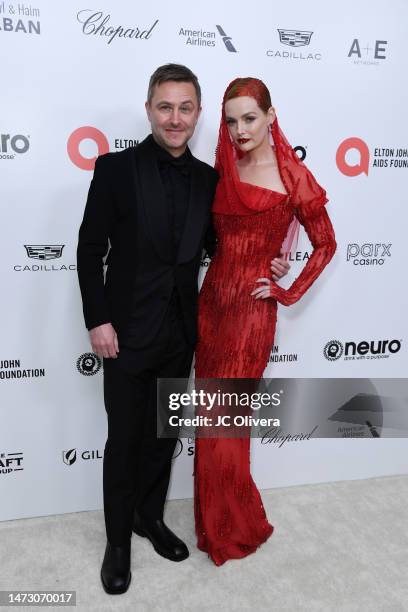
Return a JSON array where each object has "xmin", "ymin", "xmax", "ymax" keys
[
  {"xmin": 67, "ymin": 126, "xmax": 139, "ymax": 170},
  {"xmin": 336, "ymin": 138, "xmax": 408, "ymax": 176},
  {"xmin": 0, "ymin": 133, "xmax": 30, "ymax": 160},
  {"xmin": 324, "ymin": 339, "xmax": 402, "ymax": 362},
  {"xmin": 0, "ymin": 358, "xmax": 45, "ymax": 381},
  {"xmin": 0, "ymin": 451, "xmax": 23, "ymax": 475},
  {"xmin": 348, "ymin": 39, "xmax": 387, "ymax": 66},
  {"xmin": 179, "ymin": 24, "xmax": 237, "ymax": 52},
  {"xmin": 76, "ymin": 353, "xmax": 102, "ymax": 376},
  {"xmin": 172, "ymin": 438, "xmax": 195, "ymax": 460},
  {"xmin": 269, "ymin": 345, "xmax": 298, "ymax": 364},
  {"xmin": 14, "ymin": 244, "xmax": 76, "ymax": 272},
  {"xmin": 267, "ymin": 29, "xmax": 321, "ymax": 60},
  {"xmin": 346, "ymin": 243, "xmax": 392, "ymax": 266},
  {"xmin": 62, "ymin": 448, "xmax": 103, "ymax": 466},
  {"xmin": 76, "ymin": 10, "xmax": 158, "ymax": 45},
  {"xmin": 0, "ymin": 2, "xmax": 40, "ymax": 35}
]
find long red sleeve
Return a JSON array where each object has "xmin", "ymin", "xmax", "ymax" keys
[{"xmin": 269, "ymin": 207, "xmax": 336, "ymax": 306}]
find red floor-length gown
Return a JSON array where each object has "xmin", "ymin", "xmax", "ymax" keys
[{"xmin": 194, "ymin": 113, "xmax": 336, "ymax": 566}]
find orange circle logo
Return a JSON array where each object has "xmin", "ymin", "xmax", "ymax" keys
[{"xmin": 67, "ymin": 126, "xmax": 109, "ymax": 170}]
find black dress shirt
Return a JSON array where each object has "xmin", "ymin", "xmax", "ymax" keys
[{"xmin": 151, "ymin": 136, "xmax": 192, "ymax": 258}]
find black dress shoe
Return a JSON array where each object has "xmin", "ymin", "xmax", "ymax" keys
[
  {"xmin": 132, "ymin": 513, "xmax": 189, "ymax": 562},
  {"xmin": 100, "ymin": 541, "xmax": 131, "ymax": 595}
]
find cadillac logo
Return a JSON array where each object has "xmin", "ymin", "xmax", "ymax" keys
[
  {"xmin": 278, "ymin": 29, "xmax": 313, "ymax": 47},
  {"xmin": 24, "ymin": 245, "xmax": 64, "ymax": 260}
]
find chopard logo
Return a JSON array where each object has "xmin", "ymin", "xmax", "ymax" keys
[{"xmin": 76, "ymin": 10, "xmax": 159, "ymax": 45}]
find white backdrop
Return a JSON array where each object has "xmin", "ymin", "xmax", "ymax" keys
[{"xmin": 1, "ymin": 0, "xmax": 407, "ymax": 520}]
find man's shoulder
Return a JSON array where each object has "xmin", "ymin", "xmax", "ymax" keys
[
  {"xmin": 93, "ymin": 146, "xmax": 137, "ymax": 175},
  {"xmin": 191, "ymin": 155, "xmax": 219, "ymax": 180}
]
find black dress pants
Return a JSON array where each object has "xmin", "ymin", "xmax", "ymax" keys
[{"xmin": 102, "ymin": 295, "xmax": 194, "ymax": 544}]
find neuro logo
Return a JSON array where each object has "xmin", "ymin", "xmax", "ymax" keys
[
  {"xmin": 0, "ymin": 133, "xmax": 30, "ymax": 160},
  {"xmin": 324, "ymin": 340, "xmax": 344, "ymax": 361},
  {"xmin": 67, "ymin": 126, "xmax": 109, "ymax": 171},
  {"xmin": 336, "ymin": 137, "xmax": 370, "ymax": 177},
  {"xmin": 278, "ymin": 29, "xmax": 313, "ymax": 47},
  {"xmin": 76, "ymin": 353, "xmax": 102, "ymax": 376},
  {"xmin": 24, "ymin": 245, "xmax": 64, "ymax": 260},
  {"xmin": 324, "ymin": 338, "xmax": 402, "ymax": 361},
  {"xmin": 216, "ymin": 25, "xmax": 237, "ymax": 52},
  {"xmin": 63, "ymin": 449, "xmax": 77, "ymax": 466}
]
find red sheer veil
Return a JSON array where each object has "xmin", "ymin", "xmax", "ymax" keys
[{"xmin": 212, "ymin": 77, "xmax": 329, "ymax": 255}]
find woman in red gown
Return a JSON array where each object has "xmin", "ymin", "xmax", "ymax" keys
[{"xmin": 194, "ymin": 78, "xmax": 337, "ymax": 566}]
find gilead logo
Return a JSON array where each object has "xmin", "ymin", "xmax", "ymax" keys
[
  {"xmin": 336, "ymin": 137, "xmax": 370, "ymax": 176},
  {"xmin": 67, "ymin": 126, "xmax": 109, "ymax": 170}
]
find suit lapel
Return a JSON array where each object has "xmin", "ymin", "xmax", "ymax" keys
[
  {"xmin": 132, "ymin": 135, "xmax": 173, "ymax": 264},
  {"xmin": 177, "ymin": 158, "xmax": 211, "ymax": 264}
]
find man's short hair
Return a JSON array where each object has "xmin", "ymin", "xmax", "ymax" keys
[{"xmin": 147, "ymin": 63, "xmax": 201, "ymax": 107}]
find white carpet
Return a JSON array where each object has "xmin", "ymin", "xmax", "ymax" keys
[{"xmin": 1, "ymin": 475, "xmax": 407, "ymax": 612}]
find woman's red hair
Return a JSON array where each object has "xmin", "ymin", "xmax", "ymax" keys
[{"xmin": 223, "ymin": 77, "xmax": 272, "ymax": 113}]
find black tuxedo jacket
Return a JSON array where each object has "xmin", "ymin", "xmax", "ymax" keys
[{"xmin": 77, "ymin": 135, "xmax": 218, "ymax": 348}]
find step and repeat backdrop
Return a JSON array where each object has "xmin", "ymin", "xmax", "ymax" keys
[{"xmin": 1, "ymin": 0, "xmax": 407, "ymax": 520}]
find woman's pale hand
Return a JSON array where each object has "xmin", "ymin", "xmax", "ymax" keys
[
  {"xmin": 251, "ymin": 278, "xmax": 293, "ymax": 306},
  {"xmin": 270, "ymin": 253, "xmax": 290, "ymax": 281}
]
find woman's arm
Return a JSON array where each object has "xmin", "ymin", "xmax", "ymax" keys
[{"xmin": 252, "ymin": 207, "xmax": 336, "ymax": 305}]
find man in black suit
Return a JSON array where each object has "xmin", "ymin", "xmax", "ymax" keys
[{"xmin": 77, "ymin": 64, "xmax": 289, "ymax": 595}]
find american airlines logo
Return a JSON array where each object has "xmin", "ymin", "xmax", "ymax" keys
[
  {"xmin": 216, "ymin": 25, "xmax": 237, "ymax": 52},
  {"xmin": 179, "ymin": 24, "xmax": 237, "ymax": 52}
]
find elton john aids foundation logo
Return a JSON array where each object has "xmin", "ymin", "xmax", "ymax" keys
[
  {"xmin": 67, "ymin": 127, "xmax": 139, "ymax": 170},
  {"xmin": 336, "ymin": 138, "xmax": 370, "ymax": 176},
  {"xmin": 67, "ymin": 126, "xmax": 109, "ymax": 171},
  {"xmin": 337, "ymin": 138, "xmax": 408, "ymax": 176}
]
